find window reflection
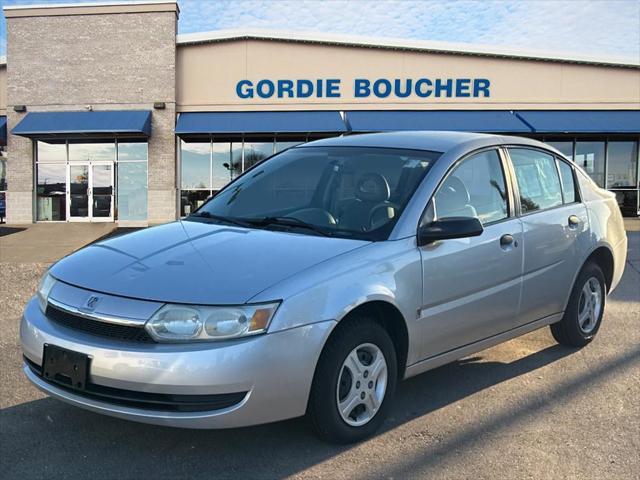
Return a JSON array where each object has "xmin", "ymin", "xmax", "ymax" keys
[
  {"xmin": 509, "ymin": 148, "xmax": 563, "ymax": 213},
  {"xmin": 276, "ymin": 141, "xmax": 302, "ymax": 152},
  {"xmin": 181, "ymin": 141, "xmax": 210, "ymax": 189},
  {"xmin": 0, "ymin": 156, "xmax": 6, "ymax": 191},
  {"xmin": 575, "ymin": 141, "xmax": 605, "ymax": 187},
  {"xmin": 179, "ymin": 136, "xmax": 308, "ymax": 217},
  {"xmin": 607, "ymin": 142, "xmax": 638, "ymax": 188},
  {"xmin": 117, "ymin": 162, "xmax": 147, "ymax": 221},
  {"xmin": 36, "ymin": 164, "xmax": 67, "ymax": 221},
  {"xmin": 118, "ymin": 142, "xmax": 148, "ymax": 161},
  {"xmin": 244, "ymin": 142, "xmax": 274, "ymax": 170},
  {"xmin": 547, "ymin": 141, "xmax": 573, "ymax": 160},
  {"xmin": 181, "ymin": 190, "xmax": 210, "ymax": 216},
  {"xmin": 69, "ymin": 141, "xmax": 115, "ymax": 162},
  {"xmin": 212, "ymin": 143, "xmax": 232, "ymax": 189},
  {"xmin": 37, "ymin": 141, "xmax": 66, "ymax": 163}
]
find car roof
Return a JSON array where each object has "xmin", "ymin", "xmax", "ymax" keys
[{"xmin": 298, "ymin": 131, "xmax": 552, "ymax": 155}]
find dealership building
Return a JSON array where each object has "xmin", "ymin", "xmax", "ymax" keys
[{"xmin": 0, "ymin": 0, "xmax": 638, "ymax": 225}]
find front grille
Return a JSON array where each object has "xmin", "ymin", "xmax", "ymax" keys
[
  {"xmin": 46, "ymin": 304, "xmax": 155, "ymax": 343},
  {"xmin": 25, "ymin": 357, "xmax": 247, "ymax": 412}
]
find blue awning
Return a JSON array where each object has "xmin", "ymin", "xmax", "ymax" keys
[
  {"xmin": 0, "ymin": 116, "xmax": 6, "ymax": 145},
  {"xmin": 515, "ymin": 110, "xmax": 640, "ymax": 133},
  {"xmin": 175, "ymin": 111, "xmax": 347, "ymax": 135},
  {"xmin": 346, "ymin": 110, "xmax": 532, "ymax": 133},
  {"xmin": 12, "ymin": 110, "xmax": 152, "ymax": 138}
]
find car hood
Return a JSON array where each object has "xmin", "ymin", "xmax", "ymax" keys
[{"xmin": 50, "ymin": 220, "xmax": 368, "ymax": 304}]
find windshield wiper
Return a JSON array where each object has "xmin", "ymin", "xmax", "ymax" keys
[
  {"xmin": 247, "ymin": 216, "xmax": 332, "ymax": 237},
  {"xmin": 189, "ymin": 211, "xmax": 254, "ymax": 228}
]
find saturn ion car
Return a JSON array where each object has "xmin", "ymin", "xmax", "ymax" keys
[{"xmin": 21, "ymin": 132, "xmax": 627, "ymax": 443}]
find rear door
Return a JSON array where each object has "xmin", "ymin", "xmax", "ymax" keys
[
  {"xmin": 417, "ymin": 148, "xmax": 524, "ymax": 359},
  {"xmin": 506, "ymin": 147, "xmax": 590, "ymax": 326}
]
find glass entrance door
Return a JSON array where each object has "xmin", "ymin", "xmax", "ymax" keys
[
  {"xmin": 91, "ymin": 163, "xmax": 114, "ymax": 221},
  {"xmin": 67, "ymin": 162, "xmax": 114, "ymax": 222},
  {"xmin": 68, "ymin": 164, "xmax": 90, "ymax": 221}
]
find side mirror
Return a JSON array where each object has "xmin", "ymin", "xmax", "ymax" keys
[{"xmin": 417, "ymin": 216, "xmax": 484, "ymax": 246}]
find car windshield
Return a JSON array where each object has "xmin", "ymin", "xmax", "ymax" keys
[{"xmin": 188, "ymin": 146, "xmax": 441, "ymax": 241}]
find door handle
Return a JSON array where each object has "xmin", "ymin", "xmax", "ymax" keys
[
  {"xmin": 500, "ymin": 234, "xmax": 515, "ymax": 247},
  {"xmin": 568, "ymin": 215, "xmax": 580, "ymax": 228}
]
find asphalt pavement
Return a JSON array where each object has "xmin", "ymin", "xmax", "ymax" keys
[{"xmin": 0, "ymin": 224, "xmax": 638, "ymax": 479}]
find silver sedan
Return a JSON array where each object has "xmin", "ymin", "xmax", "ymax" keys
[{"xmin": 21, "ymin": 131, "xmax": 627, "ymax": 443}]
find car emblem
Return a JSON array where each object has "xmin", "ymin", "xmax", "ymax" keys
[{"xmin": 82, "ymin": 295, "xmax": 101, "ymax": 312}]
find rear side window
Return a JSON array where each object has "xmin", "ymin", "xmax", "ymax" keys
[
  {"xmin": 509, "ymin": 148, "xmax": 562, "ymax": 214},
  {"xmin": 557, "ymin": 159, "xmax": 577, "ymax": 204}
]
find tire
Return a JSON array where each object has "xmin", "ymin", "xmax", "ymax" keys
[
  {"xmin": 551, "ymin": 261, "xmax": 606, "ymax": 347},
  {"xmin": 308, "ymin": 316, "xmax": 397, "ymax": 444}
]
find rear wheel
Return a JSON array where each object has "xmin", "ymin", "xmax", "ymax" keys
[
  {"xmin": 308, "ymin": 317, "xmax": 397, "ymax": 443},
  {"xmin": 551, "ymin": 262, "xmax": 606, "ymax": 347}
]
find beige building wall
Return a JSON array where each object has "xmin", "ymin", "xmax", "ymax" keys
[
  {"xmin": 4, "ymin": 3, "xmax": 178, "ymax": 224},
  {"xmin": 176, "ymin": 39, "xmax": 640, "ymax": 112}
]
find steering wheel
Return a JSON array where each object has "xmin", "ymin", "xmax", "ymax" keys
[
  {"xmin": 287, "ymin": 208, "xmax": 337, "ymax": 227},
  {"xmin": 368, "ymin": 202, "xmax": 400, "ymax": 230}
]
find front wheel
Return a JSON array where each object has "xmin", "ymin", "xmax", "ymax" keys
[
  {"xmin": 551, "ymin": 262, "xmax": 606, "ymax": 347},
  {"xmin": 308, "ymin": 317, "xmax": 397, "ymax": 443}
]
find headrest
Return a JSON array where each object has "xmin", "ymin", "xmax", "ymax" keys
[
  {"xmin": 438, "ymin": 176, "xmax": 471, "ymax": 210},
  {"xmin": 356, "ymin": 173, "xmax": 390, "ymax": 203}
]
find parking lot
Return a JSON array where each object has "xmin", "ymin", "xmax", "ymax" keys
[{"xmin": 1, "ymin": 222, "xmax": 638, "ymax": 480}]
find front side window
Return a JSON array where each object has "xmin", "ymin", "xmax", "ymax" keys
[
  {"xmin": 430, "ymin": 149, "xmax": 508, "ymax": 225},
  {"xmin": 192, "ymin": 146, "xmax": 440, "ymax": 240},
  {"xmin": 509, "ymin": 148, "xmax": 563, "ymax": 213}
]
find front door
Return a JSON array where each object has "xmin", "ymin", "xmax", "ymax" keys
[
  {"xmin": 417, "ymin": 149, "xmax": 524, "ymax": 360},
  {"xmin": 67, "ymin": 162, "xmax": 114, "ymax": 222}
]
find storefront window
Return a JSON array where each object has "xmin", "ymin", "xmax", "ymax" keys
[
  {"xmin": 69, "ymin": 141, "xmax": 115, "ymax": 162},
  {"xmin": 181, "ymin": 190, "xmax": 210, "ymax": 216},
  {"xmin": 36, "ymin": 163, "xmax": 67, "ymax": 221},
  {"xmin": 181, "ymin": 140, "xmax": 211, "ymax": 189},
  {"xmin": 35, "ymin": 139, "xmax": 147, "ymax": 222},
  {"xmin": 231, "ymin": 142, "xmax": 243, "ymax": 178},
  {"xmin": 575, "ymin": 141, "xmax": 605, "ymax": 187},
  {"xmin": 118, "ymin": 142, "xmax": 148, "ymax": 161},
  {"xmin": 275, "ymin": 141, "xmax": 303, "ymax": 152},
  {"xmin": 0, "ymin": 154, "xmax": 7, "ymax": 191},
  {"xmin": 607, "ymin": 141, "xmax": 638, "ymax": 189},
  {"xmin": 117, "ymin": 161, "xmax": 147, "ymax": 221},
  {"xmin": 37, "ymin": 141, "xmax": 66, "ymax": 163},
  {"xmin": 212, "ymin": 142, "xmax": 232, "ymax": 189},
  {"xmin": 116, "ymin": 140, "xmax": 147, "ymax": 221},
  {"xmin": 244, "ymin": 141, "xmax": 274, "ymax": 170},
  {"xmin": 547, "ymin": 141, "xmax": 573, "ymax": 160}
]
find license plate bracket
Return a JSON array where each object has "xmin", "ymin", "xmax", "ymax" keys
[{"xmin": 42, "ymin": 344, "xmax": 90, "ymax": 390}]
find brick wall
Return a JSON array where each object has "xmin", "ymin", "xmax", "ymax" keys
[{"xmin": 5, "ymin": 9, "xmax": 177, "ymax": 224}]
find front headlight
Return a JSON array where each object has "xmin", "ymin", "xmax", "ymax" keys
[
  {"xmin": 36, "ymin": 272, "xmax": 57, "ymax": 312},
  {"xmin": 145, "ymin": 302, "xmax": 280, "ymax": 342}
]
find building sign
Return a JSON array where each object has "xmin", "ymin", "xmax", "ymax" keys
[{"xmin": 236, "ymin": 78, "xmax": 491, "ymax": 100}]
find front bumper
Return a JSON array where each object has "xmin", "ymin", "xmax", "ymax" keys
[{"xmin": 21, "ymin": 297, "xmax": 335, "ymax": 428}]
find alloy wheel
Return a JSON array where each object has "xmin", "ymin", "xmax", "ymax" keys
[
  {"xmin": 336, "ymin": 343, "xmax": 388, "ymax": 427},
  {"xmin": 577, "ymin": 276, "xmax": 602, "ymax": 334}
]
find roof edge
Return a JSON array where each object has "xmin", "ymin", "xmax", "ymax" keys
[
  {"xmin": 176, "ymin": 28, "xmax": 640, "ymax": 69},
  {"xmin": 4, "ymin": 1, "xmax": 179, "ymax": 18}
]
